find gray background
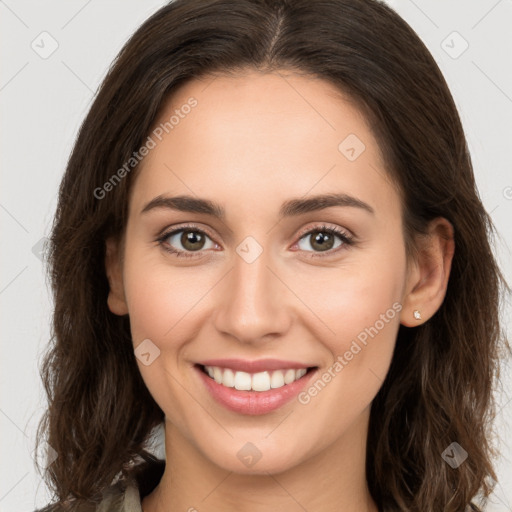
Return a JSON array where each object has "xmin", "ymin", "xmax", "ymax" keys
[{"xmin": 1, "ymin": 0, "xmax": 511, "ymax": 510}]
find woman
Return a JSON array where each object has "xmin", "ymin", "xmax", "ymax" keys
[{"xmin": 35, "ymin": 0, "xmax": 508, "ymax": 510}]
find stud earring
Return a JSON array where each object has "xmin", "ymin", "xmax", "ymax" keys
[{"xmin": 413, "ymin": 310, "xmax": 422, "ymax": 320}]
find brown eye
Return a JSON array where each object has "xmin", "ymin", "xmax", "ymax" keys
[
  {"xmin": 158, "ymin": 227, "xmax": 216, "ymax": 257},
  {"xmin": 297, "ymin": 226, "xmax": 350, "ymax": 254},
  {"xmin": 308, "ymin": 231, "xmax": 336, "ymax": 252},
  {"xmin": 180, "ymin": 230, "xmax": 207, "ymax": 251}
]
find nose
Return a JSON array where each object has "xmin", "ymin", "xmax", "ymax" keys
[{"xmin": 212, "ymin": 244, "xmax": 292, "ymax": 345}]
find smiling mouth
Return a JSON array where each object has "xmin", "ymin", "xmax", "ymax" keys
[{"xmin": 198, "ymin": 364, "xmax": 317, "ymax": 392}]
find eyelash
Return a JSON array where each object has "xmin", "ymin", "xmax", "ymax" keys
[{"xmin": 155, "ymin": 223, "xmax": 355, "ymax": 259}]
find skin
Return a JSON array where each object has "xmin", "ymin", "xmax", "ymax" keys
[{"xmin": 105, "ymin": 68, "xmax": 455, "ymax": 512}]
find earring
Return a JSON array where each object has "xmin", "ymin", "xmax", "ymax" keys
[{"xmin": 413, "ymin": 310, "xmax": 422, "ymax": 320}]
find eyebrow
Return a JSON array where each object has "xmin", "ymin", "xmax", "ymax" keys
[{"xmin": 140, "ymin": 192, "xmax": 375, "ymax": 219}]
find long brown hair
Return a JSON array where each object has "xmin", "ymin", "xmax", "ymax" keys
[{"xmin": 35, "ymin": 0, "xmax": 509, "ymax": 510}]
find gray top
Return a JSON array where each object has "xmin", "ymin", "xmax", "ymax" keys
[
  {"xmin": 36, "ymin": 479, "xmax": 145, "ymax": 512},
  {"xmin": 95, "ymin": 480, "xmax": 143, "ymax": 512},
  {"xmin": 36, "ymin": 458, "xmax": 167, "ymax": 512}
]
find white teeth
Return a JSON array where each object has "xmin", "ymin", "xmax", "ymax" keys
[
  {"xmin": 213, "ymin": 366, "xmax": 222, "ymax": 384},
  {"xmin": 252, "ymin": 371, "xmax": 271, "ymax": 392},
  {"xmin": 234, "ymin": 371, "xmax": 252, "ymax": 390},
  {"xmin": 270, "ymin": 370, "xmax": 285, "ymax": 389},
  {"xmin": 284, "ymin": 369, "xmax": 296, "ymax": 384},
  {"xmin": 203, "ymin": 365, "xmax": 309, "ymax": 392},
  {"xmin": 223, "ymin": 368, "xmax": 235, "ymax": 387},
  {"xmin": 296, "ymin": 368, "xmax": 307, "ymax": 379}
]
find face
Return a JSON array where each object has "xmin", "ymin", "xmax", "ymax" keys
[{"xmin": 107, "ymin": 69, "xmax": 416, "ymax": 475}]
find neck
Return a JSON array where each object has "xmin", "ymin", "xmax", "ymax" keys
[{"xmin": 142, "ymin": 409, "xmax": 378, "ymax": 512}]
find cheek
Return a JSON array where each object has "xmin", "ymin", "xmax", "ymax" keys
[
  {"xmin": 122, "ymin": 257, "xmax": 202, "ymax": 431},
  {"xmin": 294, "ymin": 291, "xmax": 401, "ymax": 447},
  {"xmin": 293, "ymin": 244, "xmax": 405, "ymax": 401},
  {"xmin": 122, "ymin": 243, "xmax": 210, "ymax": 344},
  {"xmin": 294, "ymin": 249, "xmax": 404, "ymax": 352},
  {"xmin": 119, "ymin": 244, "xmax": 188, "ymax": 383}
]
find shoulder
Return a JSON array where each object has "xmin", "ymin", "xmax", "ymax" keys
[
  {"xmin": 34, "ymin": 478, "xmax": 142, "ymax": 512},
  {"xmin": 34, "ymin": 458, "xmax": 164, "ymax": 512},
  {"xmin": 99, "ymin": 479, "xmax": 142, "ymax": 512}
]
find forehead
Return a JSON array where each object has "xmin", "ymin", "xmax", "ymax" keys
[{"xmin": 129, "ymin": 69, "xmax": 397, "ymax": 220}]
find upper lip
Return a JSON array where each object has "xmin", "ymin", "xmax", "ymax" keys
[{"xmin": 198, "ymin": 358, "xmax": 315, "ymax": 373}]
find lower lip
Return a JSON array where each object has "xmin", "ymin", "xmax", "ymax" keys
[{"xmin": 196, "ymin": 365, "xmax": 317, "ymax": 415}]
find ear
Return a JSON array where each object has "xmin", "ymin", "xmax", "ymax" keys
[
  {"xmin": 105, "ymin": 236, "xmax": 129, "ymax": 316},
  {"xmin": 400, "ymin": 217, "xmax": 455, "ymax": 327}
]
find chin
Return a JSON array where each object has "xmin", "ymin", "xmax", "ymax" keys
[{"xmin": 198, "ymin": 434, "xmax": 314, "ymax": 476}]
